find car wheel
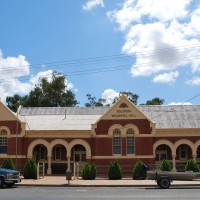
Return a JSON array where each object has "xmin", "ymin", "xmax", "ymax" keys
[{"xmin": 159, "ymin": 177, "xmax": 170, "ymax": 189}]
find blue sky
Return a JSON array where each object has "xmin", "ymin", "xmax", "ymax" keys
[{"xmin": 0, "ymin": 0, "xmax": 200, "ymax": 106}]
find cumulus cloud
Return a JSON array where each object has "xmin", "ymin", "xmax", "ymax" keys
[
  {"xmin": 0, "ymin": 51, "xmax": 31, "ymax": 101},
  {"xmin": 101, "ymin": 89, "xmax": 119, "ymax": 105},
  {"xmin": 0, "ymin": 52, "xmax": 77, "ymax": 102},
  {"xmin": 107, "ymin": 0, "xmax": 200, "ymax": 80},
  {"xmin": 186, "ymin": 77, "xmax": 200, "ymax": 85},
  {"xmin": 83, "ymin": 0, "xmax": 104, "ymax": 11},
  {"xmin": 152, "ymin": 71, "xmax": 179, "ymax": 84},
  {"xmin": 0, "ymin": 50, "xmax": 30, "ymax": 79}
]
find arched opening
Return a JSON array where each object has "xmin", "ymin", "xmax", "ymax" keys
[
  {"xmin": 155, "ymin": 144, "xmax": 172, "ymax": 161},
  {"xmin": 176, "ymin": 144, "xmax": 192, "ymax": 171},
  {"xmin": 33, "ymin": 144, "xmax": 48, "ymax": 163},
  {"xmin": 51, "ymin": 144, "xmax": 67, "ymax": 174},
  {"xmin": 155, "ymin": 144, "xmax": 172, "ymax": 169},
  {"xmin": 72, "ymin": 144, "xmax": 86, "ymax": 163}
]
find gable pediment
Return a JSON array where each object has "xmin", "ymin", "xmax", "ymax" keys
[
  {"xmin": 0, "ymin": 100, "xmax": 17, "ymax": 121},
  {"xmin": 99, "ymin": 95, "xmax": 152, "ymax": 121}
]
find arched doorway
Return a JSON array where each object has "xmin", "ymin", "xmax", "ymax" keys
[
  {"xmin": 155, "ymin": 144, "xmax": 172, "ymax": 161},
  {"xmin": 155, "ymin": 144, "xmax": 172, "ymax": 169},
  {"xmin": 176, "ymin": 144, "xmax": 192, "ymax": 171},
  {"xmin": 72, "ymin": 144, "xmax": 86, "ymax": 163},
  {"xmin": 33, "ymin": 144, "xmax": 48, "ymax": 163},
  {"xmin": 51, "ymin": 144, "xmax": 67, "ymax": 174}
]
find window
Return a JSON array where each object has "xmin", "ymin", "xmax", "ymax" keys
[
  {"xmin": 39, "ymin": 145, "xmax": 47, "ymax": 160},
  {"xmin": 113, "ymin": 129, "xmax": 121, "ymax": 154},
  {"xmin": 0, "ymin": 129, "xmax": 7, "ymax": 154},
  {"xmin": 179, "ymin": 145, "xmax": 187, "ymax": 160},
  {"xmin": 126, "ymin": 128, "xmax": 134, "ymax": 154},
  {"xmin": 54, "ymin": 146, "xmax": 61, "ymax": 160}
]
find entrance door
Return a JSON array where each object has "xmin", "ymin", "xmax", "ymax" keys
[{"xmin": 73, "ymin": 144, "xmax": 86, "ymax": 162}]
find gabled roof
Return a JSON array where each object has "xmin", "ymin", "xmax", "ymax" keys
[
  {"xmin": 18, "ymin": 107, "xmax": 108, "ymax": 130},
  {"xmin": 18, "ymin": 104, "xmax": 200, "ymax": 130},
  {"xmin": 139, "ymin": 105, "xmax": 200, "ymax": 129}
]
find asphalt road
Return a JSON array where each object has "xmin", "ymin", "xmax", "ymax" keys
[{"xmin": 1, "ymin": 186, "xmax": 200, "ymax": 200}]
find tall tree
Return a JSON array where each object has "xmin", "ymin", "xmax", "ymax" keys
[
  {"xmin": 143, "ymin": 97, "xmax": 165, "ymax": 105},
  {"xmin": 85, "ymin": 94, "xmax": 104, "ymax": 107},
  {"xmin": 6, "ymin": 71, "xmax": 79, "ymax": 112},
  {"xmin": 113, "ymin": 91, "xmax": 139, "ymax": 105}
]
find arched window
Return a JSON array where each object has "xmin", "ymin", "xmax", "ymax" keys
[
  {"xmin": 0, "ymin": 129, "xmax": 8, "ymax": 154},
  {"xmin": 126, "ymin": 128, "xmax": 135, "ymax": 154},
  {"xmin": 113, "ymin": 128, "xmax": 121, "ymax": 154}
]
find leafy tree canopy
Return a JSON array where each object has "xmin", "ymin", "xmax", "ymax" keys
[
  {"xmin": 6, "ymin": 71, "xmax": 79, "ymax": 112},
  {"xmin": 142, "ymin": 97, "xmax": 165, "ymax": 105},
  {"xmin": 85, "ymin": 94, "xmax": 110, "ymax": 107},
  {"xmin": 113, "ymin": 91, "xmax": 139, "ymax": 105}
]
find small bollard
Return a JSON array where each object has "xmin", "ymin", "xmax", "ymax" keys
[{"xmin": 66, "ymin": 169, "xmax": 72, "ymax": 185}]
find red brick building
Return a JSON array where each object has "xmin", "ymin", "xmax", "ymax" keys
[{"xmin": 1, "ymin": 94, "xmax": 200, "ymax": 175}]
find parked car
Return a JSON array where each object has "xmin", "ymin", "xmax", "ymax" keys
[{"xmin": 0, "ymin": 168, "xmax": 21, "ymax": 188}]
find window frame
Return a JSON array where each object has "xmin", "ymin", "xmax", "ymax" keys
[
  {"xmin": 126, "ymin": 128, "xmax": 135, "ymax": 155},
  {"xmin": 0, "ymin": 129, "xmax": 8, "ymax": 154},
  {"xmin": 112, "ymin": 128, "xmax": 122, "ymax": 155}
]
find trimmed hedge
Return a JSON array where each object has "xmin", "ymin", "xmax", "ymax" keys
[
  {"xmin": 1, "ymin": 158, "xmax": 16, "ymax": 170},
  {"xmin": 185, "ymin": 159, "xmax": 200, "ymax": 172},
  {"xmin": 108, "ymin": 160, "xmax": 122, "ymax": 180},
  {"xmin": 81, "ymin": 163, "xmax": 97, "ymax": 180},
  {"xmin": 160, "ymin": 159, "xmax": 172, "ymax": 171},
  {"xmin": 23, "ymin": 159, "xmax": 37, "ymax": 179},
  {"xmin": 132, "ymin": 160, "xmax": 147, "ymax": 180}
]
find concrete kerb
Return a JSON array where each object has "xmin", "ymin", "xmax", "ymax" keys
[{"xmin": 16, "ymin": 176, "xmax": 200, "ymax": 187}]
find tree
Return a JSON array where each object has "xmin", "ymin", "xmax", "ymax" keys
[
  {"xmin": 23, "ymin": 159, "xmax": 37, "ymax": 179},
  {"xmin": 6, "ymin": 94, "xmax": 27, "ymax": 112},
  {"xmin": 113, "ymin": 91, "xmax": 139, "ymax": 105},
  {"xmin": 6, "ymin": 71, "xmax": 79, "ymax": 111},
  {"xmin": 132, "ymin": 160, "xmax": 148, "ymax": 180},
  {"xmin": 1, "ymin": 158, "xmax": 16, "ymax": 170},
  {"xmin": 143, "ymin": 97, "xmax": 165, "ymax": 105},
  {"xmin": 85, "ymin": 94, "xmax": 104, "ymax": 107},
  {"xmin": 185, "ymin": 159, "xmax": 200, "ymax": 172},
  {"xmin": 160, "ymin": 159, "xmax": 171, "ymax": 171},
  {"xmin": 108, "ymin": 160, "xmax": 122, "ymax": 180}
]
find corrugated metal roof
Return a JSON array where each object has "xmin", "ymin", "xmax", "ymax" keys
[
  {"xmin": 18, "ymin": 105, "xmax": 200, "ymax": 130},
  {"xmin": 139, "ymin": 105, "xmax": 200, "ymax": 128},
  {"xmin": 19, "ymin": 107, "xmax": 108, "ymax": 116}
]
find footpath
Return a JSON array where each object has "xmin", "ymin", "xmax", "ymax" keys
[{"xmin": 16, "ymin": 176, "xmax": 200, "ymax": 187}]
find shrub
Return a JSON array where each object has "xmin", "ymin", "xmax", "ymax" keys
[
  {"xmin": 81, "ymin": 163, "xmax": 96, "ymax": 180},
  {"xmin": 185, "ymin": 159, "xmax": 200, "ymax": 172},
  {"xmin": 23, "ymin": 159, "xmax": 37, "ymax": 179},
  {"xmin": 160, "ymin": 159, "xmax": 172, "ymax": 171},
  {"xmin": 1, "ymin": 158, "xmax": 16, "ymax": 170},
  {"xmin": 90, "ymin": 163, "xmax": 97, "ymax": 180},
  {"xmin": 108, "ymin": 160, "xmax": 122, "ymax": 180},
  {"xmin": 132, "ymin": 160, "xmax": 147, "ymax": 180}
]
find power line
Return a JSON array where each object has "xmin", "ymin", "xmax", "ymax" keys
[
  {"xmin": 0, "ymin": 43, "xmax": 200, "ymax": 73},
  {"xmin": 151, "ymin": 93, "xmax": 200, "ymax": 120},
  {"xmin": 1, "ymin": 53, "xmax": 200, "ymax": 83}
]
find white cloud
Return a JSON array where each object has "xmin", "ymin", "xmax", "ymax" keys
[
  {"xmin": 0, "ymin": 50, "xmax": 30, "ymax": 79},
  {"xmin": 107, "ymin": 0, "xmax": 200, "ymax": 79},
  {"xmin": 186, "ymin": 77, "xmax": 200, "ymax": 85},
  {"xmin": 30, "ymin": 70, "xmax": 53, "ymax": 86},
  {"xmin": 0, "ymin": 51, "xmax": 31, "ymax": 101},
  {"xmin": 153, "ymin": 71, "xmax": 179, "ymax": 84},
  {"xmin": 0, "ymin": 52, "xmax": 77, "ymax": 102},
  {"xmin": 83, "ymin": 0, "xmax": 104, "ymax": 11},
  {"xmin": 168, "ymin": 102, "xmax": 192, "ymax": 105},
  {"xmin": 101, "ymin": 89, "xmax": 119, "ymax": 105}
]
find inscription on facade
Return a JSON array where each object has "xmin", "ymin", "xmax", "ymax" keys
[{"xmin": 112, "ymin": 109, "xmax": 136, "ymax": 118}]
